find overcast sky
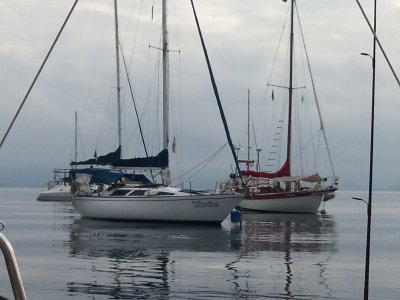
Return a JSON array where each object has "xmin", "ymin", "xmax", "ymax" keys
[{"xmin": 0, "ymin": 0, "xmax": 399, "ymax": 190}]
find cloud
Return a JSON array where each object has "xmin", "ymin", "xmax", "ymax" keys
[{"xmin": 0, "ymin": 0, "xmax": 399, "ymax": 190}]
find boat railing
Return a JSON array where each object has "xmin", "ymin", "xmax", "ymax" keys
[
  {"xmin": 321, "ymin": 176, "xmax": 339, "ymax": 190},
  {"xmin": 0, "ymin": 221, "xmax": 27, "ymax": 300}
]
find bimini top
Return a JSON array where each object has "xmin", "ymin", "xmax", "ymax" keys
[
  {"xmin": 70, "ymin": 168, "xmax": 151, "ymax": 185},
  {"xmin": 271, "ymin": 174, "xmax": 322, "ymax": 183}
]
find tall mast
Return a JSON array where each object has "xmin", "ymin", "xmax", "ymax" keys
[
  {"xmin": 286, "ymin": 0, "xmax": 295, "ymax": 175},
  {"xmin": 114, "ymin": 0, "xmax": 122, "ymax": 153},
  {"xmin": 247, "ymin": 89, "xmax": 251, "ymax": 171},
  {"xmin": 162, "ymin": 0, "xmax": 171, "ymax": 185},
  {"xmin": 74, "ymin": 111, "xmax": 78, "ymax": 168}
]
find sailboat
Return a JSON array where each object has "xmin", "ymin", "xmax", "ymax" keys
[
  {"xmin": 37, "ymin": 111, "xmax": 79, "ymax": 202},
  {"xmin": 37, "ymin": 168, "xmax": 72, "ymax": 202},
  {"xmin": 225, "ymin": 0, "xmax": 338, "ymax": 214},
  {"xmin": 38, "ymin": 0, "xmax": 124, "ymax": 202},
  {"xmin": 71, "ymin": 0, "xmax": 242, "ymax": 223}
]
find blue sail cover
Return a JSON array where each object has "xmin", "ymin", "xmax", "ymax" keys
[
  {"xmin": 71, "ymin": 146, "xmax": 121, "ymax": 166},
  {"xmin": 112, "ymin": 149, "xmax": 168, "ymax": 169},
  {"xmin": 70, "ymin": 168, "xmax": 152, "ymax": 185},
  {"xmin": 70, "ymin": 168, "xmax": 128, "ymax": 185}
]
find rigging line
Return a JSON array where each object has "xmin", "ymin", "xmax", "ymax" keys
[
  {"xmin": 262, "ymin": 5, "xmax": 292, "ymax": 165},
  {"xmin": 146, "ymin": 41, "xmax": 162, "ymax": 153},
  {"xmin": 119, "ymin": 39, "xmax": 155, "ymax": 182},
  {"xmin": 295, "ymin": 3, "xmax": 336, "ymax": 176},
  {"xmin": 179, "ymin": 155, "xmax": 218, "ymax": 185},
  {"xmin": 175, "ymin": 31, "xmax": 184, "ymax": 183},
  {"xmin": 266, "ymin": 5, "xmax": 290, "ymax": 87},
  {"xmin": 313, "ymin": 133, "xmax": 323, "ymax": 172},
  {"xmin": 355, "ymin": 0, "xmax": 400, "ymax": 88},
  {"xmin": 291, "ymin": 129, "xmax": 320, "ymax": 163},
  {"xmin": 252, "ymin": 121, "xmax": 258, "ymax": 149},
  {"xmin": 0, "ymin": 0, "xmax": 79, "ymax": 151},
  {"xmin": 125, "ymin": 0, "xmax": 144, "ymax": 75},
  {"xmin": 257, "ymin": 6, "xmax": 290, "ymax": 132},
  {"xmin": 118, "ymin": 39, "xmax": 149, "ymax": 158},
  {"xmin": 190, "ymin": 0, "xmax": 242, "ymax": 182},
  {"xmin": 172, "ymin": 143, "xmax": 228, "ymax": 185}
]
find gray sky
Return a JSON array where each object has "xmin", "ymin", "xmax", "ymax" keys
[{"xmin": 0, "ymin": 0, "xmax": 399, "ymax": 190}]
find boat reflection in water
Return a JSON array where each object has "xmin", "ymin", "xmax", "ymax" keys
[
  {"xmin": 235, "ymin": 213, "xmax": 337, "ymax": 299},
  {"xmin": 67, "ymin": 213, "xmax": 337, "ymax": 299}
]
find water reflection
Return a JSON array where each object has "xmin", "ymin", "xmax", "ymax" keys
[
  {"xmin": 236, "ymin": 213, "xmax": 337, "ymax": 299},
  {"xmin": 67, "ymin": 213, "xmax": 337, "ymax": 299},
  {"xmin": 68, "ymin": 220, "xmax": 236, "ymax": 299},
  {"xmin": 240, "ymin": 213, "xmax": 337, "ymax": 253},
  {"xmin": 69, "ymin": 219, "xmax": 235, "ymax": 255}
]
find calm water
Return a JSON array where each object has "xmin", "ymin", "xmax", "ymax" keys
[{"xmin": 0, "ymin": 188, "xmax": 399, "ymax": 299}]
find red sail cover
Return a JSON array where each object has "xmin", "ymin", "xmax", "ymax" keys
[{"xmin": 241, "ymin": 160, "xmax": 290, "ymax": 178}]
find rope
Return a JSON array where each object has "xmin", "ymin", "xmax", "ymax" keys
[
  {"xmin": 355, "ymin": 0, "xmax": 400, "ymax": 88},
  {"xmin": 119, "ymin": 39, "xmax": 155, "ymax": 182},
  {"xmin": 118, "ymin": 40, "xmax": 149, "ymax": 158},
  {"xmin": 172, "ymin": 143, "xmax": 227, "ymax": 185},
  {"xmin": 0, "ymin": 0, "xmax": 80, "ymax": 150},
  {"xmin": 295, "ymin": 3, "xmax": 336, "ymax": 176}
]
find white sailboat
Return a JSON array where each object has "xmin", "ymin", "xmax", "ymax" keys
[
  {"xmin": 38, "ymin": 0, "xmax": 124, "ymax": 202},
  {"xmin": 37, "ymin": 111, "xmax": 79, "ymax": 202},
  {"xmin": 71, "ymin": 0, "xmax": 242, "ymax": 223},
  {"xmin": 37, "ymin": 168, "xmax": 72, "ymax": 202},
  {"xmin": 225, "ymin": 0, "xmax": 338, "ymax": 214}
]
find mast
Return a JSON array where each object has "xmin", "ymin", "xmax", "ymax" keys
[
  {"xmin": 247, "ymin": 89, "xmax": 250, "ymax": 171},
  {"xmin": 74, "ymin": 111, "xmax": 78, "ymax": 167},
  {"xmin": 114, "ymin": 0, "xmax": 122, "ymax": 153},
  {"xmin": 286, "ymin": 0, "xmax": 295, "ymax": 176},
  {"xmin": 189, "ymin": 0, "xmax": 242, "ymax": 181},
  {"xmin": 162, "ymin": 0, "xmax": 171, "ymax": 185}
]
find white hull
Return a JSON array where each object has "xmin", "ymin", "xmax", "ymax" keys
[
  {"xmin": 73, "ymin": 193, "xmax": 242, "ymax": 224},
  {"xmin": 37, "ymin": 185, "xmax": 72, "ymax": 202},
  {"xmin": 240, "ymin": 191, "xmax": 325, "ymax": 213}
]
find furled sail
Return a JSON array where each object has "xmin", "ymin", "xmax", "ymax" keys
[
  {"xmin": 241, "ymin": 159, "xmax": 290, "ymax": 178},
  {"xmin": 71, "ymin": 146, "xmax": 121, "ymax": 166},
  {"xmin": 112, "ymin": 149, "xmax": 168, "ymax": 169}
]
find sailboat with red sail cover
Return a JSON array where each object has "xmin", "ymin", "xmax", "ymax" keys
[{"xmin": 225, "ymin": 0, "xmax": 338, "ymax": 213}]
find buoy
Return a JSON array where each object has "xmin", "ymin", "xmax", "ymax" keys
[
  {"xmin": 320, "ymin": 208, "xmax": 326, "ymax": 215},
  {"xmin": 230, "ymin": 206, "xmax": 242, "ymax": 223}
]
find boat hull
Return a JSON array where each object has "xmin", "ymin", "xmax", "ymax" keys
[
  {"xmin": 240, "ymin": 191, "xmax": 324, "ymax": 213},
  {"xmin": 73, "ymin": 193, "xmax": 242, "ymax": 224},
  {"xmin": 322, "ymin": 190, "xmax": 336, "ymax": 202},
  {"xmin": 37, "ymin": 185, "xmax": 72, "ymax": 202}
]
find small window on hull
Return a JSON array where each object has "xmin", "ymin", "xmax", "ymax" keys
[
  {"xmin": 109, "ymin": 190, "xmax": 131, "ymax": 196},
  {"xmin": 130, "ymin": 190, "xmax": 147, "ymax": 196}
]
